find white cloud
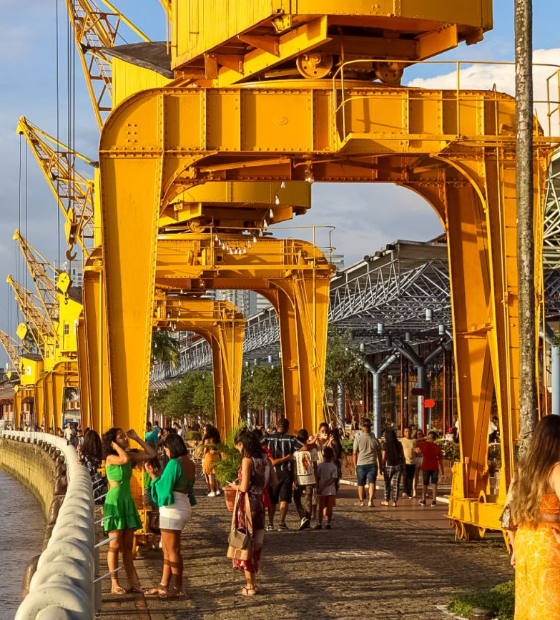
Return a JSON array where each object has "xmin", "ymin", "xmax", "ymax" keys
[{"xmin": 407, "ymin": 48, "xmax": 560, "ymax": 135}]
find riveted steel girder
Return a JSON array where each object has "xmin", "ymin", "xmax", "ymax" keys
[
  {"xmin": 97, "ymin": 83, "xmax": 557, "ymax": 537},
  {"xmin": 154, "ymin": 296, "xmax": 245, "ymax": 437}
]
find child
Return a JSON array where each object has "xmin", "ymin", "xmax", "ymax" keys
[
  {"xmin": 418, "ymin": 431, "xmax": 444, "ymax": 507},
  {"xmin": 293, "ymin": 429, "xmax": 318, "ymax": 530},
  {"xmin": 315, "ymin": 446, "xmax": 338, "ymax": 530}
]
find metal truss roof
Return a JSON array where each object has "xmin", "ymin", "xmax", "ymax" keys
[
  {"xmin": 152, "ymin": 148, "xmax": 560, "ymax": 383},
  {"xmin": 545, "ymin": 150, "xmax": 560, "ymax": 269}
]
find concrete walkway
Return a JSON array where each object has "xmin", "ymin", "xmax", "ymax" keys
[{"xmin": 98, "ymin": 484, "xmax": 511, "ymax": 619}]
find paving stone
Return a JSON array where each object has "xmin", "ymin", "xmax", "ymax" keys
[{"xmin": 98, "ymin": 485, "xmax": 512, "ymax": 619}]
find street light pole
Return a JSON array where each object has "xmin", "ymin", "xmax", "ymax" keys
[{"xmin": 515, "ymin": 0, "xmax": 537, "ymax": 455}]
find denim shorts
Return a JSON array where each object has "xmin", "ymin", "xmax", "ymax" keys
[
  {"xmin": 357, "ymin": 463, "xmax": 378, "ymax": 486},
  {"xmin": 423, "ymin": 470, "xmax": 439, "ymax": 485}
]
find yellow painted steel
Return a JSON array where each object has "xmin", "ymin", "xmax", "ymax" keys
[
  {"xmin": 154, "ymin": 296, "xmax": 245, "ymax": 438},
  {"xmin": 17, "ymin": 117, "xmax": 96, "ymax": 259},
  {"xmin": 171, "ymin": 0, "xmax": 492, "ymax": 82},
  {"xmin": 82, "ymin": 249, "xmax": 112, "ymax": 433},
  {"xmin": 76, "ymin": 318, "xmax": 91, "ymax": 429},
  {"xmin": 34, "ymin": 375, "xmax": 46, "ymax": 429},
  {"xmin": 95, "ymin": 80, "xmax": 557, "ymax": 538}
]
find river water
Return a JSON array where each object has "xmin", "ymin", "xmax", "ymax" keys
[{"xmin": 0, "ymin": 471, "xmax": 45, "ymax": 620}]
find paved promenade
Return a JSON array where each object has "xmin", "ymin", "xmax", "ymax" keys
[{"xmin": 98, "ymin": 483, "xmax": 512, "ymax": 620}]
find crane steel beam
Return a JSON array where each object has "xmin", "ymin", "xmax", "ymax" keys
[
  {"xmin": 95, "ymin": 83, "xmax": 557, "ymax": 539},
  {"xmin": 16, "ymin": 116, "xmax": 96, "ymax": 259},
  {"xmin": 154, "ymin": 296, "xmax": 245, "ymax": 437},
  {"xmin": 65, "ymin": 0, "xmax": 149, "ymax": 129},
  {"xmin": 13, "ymin": 230, "xmax": 60, "ymax": 329}
]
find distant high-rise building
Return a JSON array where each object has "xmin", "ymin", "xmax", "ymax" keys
[{"xmin": 328, "ymin": 254, "xmax": 345, "ymax": 273}]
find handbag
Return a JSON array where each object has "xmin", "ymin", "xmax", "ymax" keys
[{"xmin": 227, "ymin": 491, "xmax": 254, "ymax": 561}]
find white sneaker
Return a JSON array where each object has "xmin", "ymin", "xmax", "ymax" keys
[
  {"xmin": 216, "ymin": 490, "xmax": 221, "ymax": 496},
  {"xmin": 368, "ymin": 500, "xmax": 374, "ymax": 507},
  {"xmin": 354, "ymin": 501, "xmax": 364, "ymax": 507},
  {"xmin": 208, "ymin": 491, "xmax": 216, "ymax": 497}
]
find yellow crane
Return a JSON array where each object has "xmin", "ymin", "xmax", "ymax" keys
[
  {"xmin": 16, "ymin": 116, "xmax": 96, "ymax": 260},
  {"xmin": 0, "ymin": 328, "xmax": 31, "ymax": 373},
  {"xmin": 65, "ymin": 0, "xmax": 149, "ymax": 130}
]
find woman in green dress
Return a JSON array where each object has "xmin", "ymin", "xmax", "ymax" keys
[{"xmin": 102, "ymin": 427, "xmax": 156, "ymax": 595}]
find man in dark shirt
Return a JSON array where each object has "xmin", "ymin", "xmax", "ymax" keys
[{"xmin": 262, "ymin": 417, "xmax": 302, "ymax": 531}]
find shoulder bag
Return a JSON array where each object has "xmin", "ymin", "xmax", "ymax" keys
[{"xmin": 227, "ymin": 490, "xmax": 254, "ymax": 561}]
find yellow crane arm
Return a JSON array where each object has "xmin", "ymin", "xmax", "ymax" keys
[
  {"xmin": 16, "ymin": 116, "xmax": 95, "ymax": 259},
  {"xmin": 65, "ymin": 0, "xmax": 150, "ymax": 130},
  {"xmin": 6, "ymin": 275, "xmax": 56, "ymax": 350},
  {"xmin": 0, "ymin": 328, "xmax": 29, "ymax": 371},
  {"xmin": 13, "ymin": 230, "xmax": 61, "ymax": 324}
]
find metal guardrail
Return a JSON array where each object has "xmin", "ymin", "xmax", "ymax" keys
[{"xmin": 1, "ymin": 431, "xmax": 95, "ymax": 619}]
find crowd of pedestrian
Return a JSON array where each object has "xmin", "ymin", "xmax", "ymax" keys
[{"xmin": 66, "ymin": 416, "xmax": 450, "ymax": 599}]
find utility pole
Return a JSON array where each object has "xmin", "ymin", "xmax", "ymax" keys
[{"xmin": 515, "ymin": 0, "xmax": 537, "ymax": 455}]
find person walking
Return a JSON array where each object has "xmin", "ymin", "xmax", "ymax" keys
[
  {"xmin": 413, "ymin": 428, "xmax": 426, "ymax": 498},
  {"xmin": 145, "ymin": 434, "xmax": 196, "ymax": 598},
  {"xmin": 262, "ymin": 417, "xmax": 302, "ymax": 530},
  {"xmin": 315, "ymin": 446, "xmax": 338, "ymax": 529},
  {"xmin": 202, "ymin": 424, "xmax": 222, "ymax": 497},
  {"xmin": 230, "ymin": 428, "xmax": 271, "ymax": 596},
  {"xmin": 352, "ymin": 420, "xmax": 383, "ymax": 507},
  {"xmin": 509, "ymin": 415, "xmax": 560, "ymax": 619},
  {"xmin": 102, "ymin": 427, "xmax": 156, "ymax": 595},
  {"xmin": 293, "ymin": 429, "xmax": 318, "ymax": 531},
  {"xmin": 399, "ymin": 426, "xmax": 416, "ymax": 500},
  {"xmin": 381, "ymin": 429, "xmax": 405, "ymax": 507},
  {"xmin": 418, "ymin": 431, "xmax": 443, "ymax": 507}
]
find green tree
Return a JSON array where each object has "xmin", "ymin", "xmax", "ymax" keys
[
  {"xmin": 151, "ymin": 330, "xmax": 180, "ymax": 369},
  {"xmin": 324, "ymin": 327, "xmax": 366, "ymax": 426}
]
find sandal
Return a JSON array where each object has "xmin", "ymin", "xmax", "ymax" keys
[
  {"xmin": 160, "ymin": 587, "xmax": 185, "ymax": 599},
  {"xmin": 111, "ymin": 584, "xmax": 127, "ymax": 595},
  {"xmin": 127, "ymin": 581, "xmax": 143, "ymax": 594},
  {"xmin": 144, "ymin": 584, "xmax": 167, "ymax": 595},
  {"xmin": 239, "ymin": 587, "xmax": 257, "ymax": 596}
]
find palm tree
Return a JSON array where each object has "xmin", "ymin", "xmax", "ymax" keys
[{"xmin": 151, "ymin": 330, "xmax": 180, "ymax": 369}]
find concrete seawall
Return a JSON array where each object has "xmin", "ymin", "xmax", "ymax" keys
[{"xmin": 0, "ymin": 437, "xmax": 58, "ymax": 518}]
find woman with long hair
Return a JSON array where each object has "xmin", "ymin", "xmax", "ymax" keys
[
  {"xmin": 381, "ymin": 429, "xmax": 405, "ymax": 507},
  {"xmin": 77, "ymin": 429, "xmax": 107, "ymax": 505},
  {"xmin": 202, "ymin": 424, "xmax": 222, "ymax": 497},
  {"xmin": 145, "ymin": 433, "xmax": 196, "ymax": 598},
  {"xmin": 102, "ymin": 427, "xmax": 156, "ymax": 595},
  {"xmin": 230, "ymin": 427, "xmax": 271, "ymax": 596},
  {"xmin": 327, "ymin": 428, "xmax": 344, "ymax": 491},
  {"xmin": 509, "ymin": 415, "xmax": 560, "ymax": 619}
]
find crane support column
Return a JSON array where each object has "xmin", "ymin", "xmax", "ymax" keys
[{"xmin": 96, "ymin": 83, "xmax": 555, "ymax": 537}]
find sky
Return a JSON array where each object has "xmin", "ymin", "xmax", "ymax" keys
[{"xmin": 0, "ymin": 0, "xmax": 559, "ymax": 367}]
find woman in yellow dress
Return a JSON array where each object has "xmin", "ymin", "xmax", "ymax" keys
[
  {"xmin": 202, "ymin": 424, "xmax": 221, "ymax": 497},
  {"xmin": 509, "ymin": 415, "xmax": 560, "ymax": 619}
]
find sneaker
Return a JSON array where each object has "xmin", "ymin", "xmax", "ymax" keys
[
  {"xmin": 367, "ymin": 500, "xmax": 374, "ymax": 507},
  {"xmin": 298, "ymin": 518, "xmax": 311, "ymax": 531},
  {"xmin": 354, "ymin": 501, "xmax": 364, "ymax": 507},
  {"xmin": 265, "ymin": 524, "xmax": 274, "ymax": 532},
  {"xmin": 419, "ymin": 500, "xmax": 426, "ymax": 506},
  {"xmin": 215, "ymin": 490, "xmax": 221, "ymax": 496},
  {"xmin": 278, "ymin": 522, "xmax": 289, "ymax": 531},
  {"xmin": 207, "ymin": 491, "xmax": 216, "ymax": 497},
  {"xmin": 407, "ymin": 496, "xmax": 413, "ymax": 500},
  {"xmin": 325, "ymin": 523, "xmax": 332, "ymax": 530},
  {"xmin": 313, "ymin": 524, "xmax": 323, "ymax": 530},
  {"xmin": 431, "ymin": 500, "xmax": 437, "ymax": 507}
]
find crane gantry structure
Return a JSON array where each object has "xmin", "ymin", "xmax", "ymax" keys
[
  {"xmin": 5, "ymin": 0, "xmax": 560, "ymax": 545},
  {"xmin": 81, "ymin": 0, "xmax": 560, "ymax": 542}
]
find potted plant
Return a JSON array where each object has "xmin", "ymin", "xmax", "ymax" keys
[{"xmin": 214, "ymin": 429, "xmax": 242, "ymax": 511}]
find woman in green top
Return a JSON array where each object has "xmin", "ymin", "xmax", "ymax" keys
[
  {"xmin": 102, "ymin": 427, "xmax": 156, "ymax": 595},
  {"xmin": 145, "ymin": 433, "xmax": 196, "ymax": 598}
]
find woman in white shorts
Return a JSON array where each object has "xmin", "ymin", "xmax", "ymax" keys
[{"xmin": 145, "ymin": 433, "xmax": 196, "ymax": 598}]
